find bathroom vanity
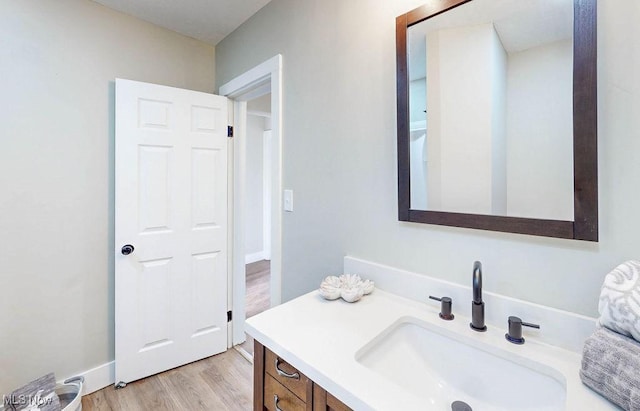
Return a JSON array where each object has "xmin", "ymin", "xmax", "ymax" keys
[
  {"xmin": 246, "ymin": 258, "xmax": 618, "ymax": 411},
  {"xmin": 253, "ymin": 342, "xmax": 351, "ymax": 411}
]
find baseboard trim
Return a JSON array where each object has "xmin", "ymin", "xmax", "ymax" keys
[
  {"xmin": 245, "ymin": 251, "xmax": 265, "ymax": 264},
  {"xmin": 233, "ymin": 346, "xmax": 254, "ymax": 364},
  {"xmin": 60, "ymin": 361, "xmax": 114, "ymax": 396}
]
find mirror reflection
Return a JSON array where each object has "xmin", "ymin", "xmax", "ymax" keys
[{"xmin": 408, "ymin": 0, "xmax": 574, "ymax": 220}]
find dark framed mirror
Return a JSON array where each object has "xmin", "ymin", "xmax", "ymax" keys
[{"xmin": 396, "ymin": 0, "xmax": 598, "ymax": 241}]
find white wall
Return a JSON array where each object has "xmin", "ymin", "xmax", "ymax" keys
[
  {"xmin": 426, "ymin": 31, "xmax": 443, "ymax": 210},
  {"xmin": 245, "ymin": 114, "xmax": 266, "ymax": 260},
  {"xmin": 409, "ymin": 78, "xmax": 427, "ymax": 209},
  {"xmin": 409, "ymin": 78, "xmax": 427, "ymax": 124},
  {"xmin": 426, "ymin": 23, "xmax": 506, "ymax": 214},
  {"xmin": 215, "ymin": 0, "xmax": 640, "ymax": 320},
  {"xmin": 409, "ymin": 132, "xmax": 427, "ymax": 209},
  {"xmin": 0, "ymin": 0, "xmax": 215, "ymax": 394},
  {"xmin": 506, "ymin": 40, "xmax": 574, "ymax": 220},
  {"xmin": 490, "ymin": 27, "xmax": 508, "ymax": 216},
  {"xmin": 248, "ymin": 93, "xmax": 273, "ymax": 115}
]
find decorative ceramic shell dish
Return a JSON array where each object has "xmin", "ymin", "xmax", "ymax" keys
[
  {"xmin": 319, "ymin": 275, "xmax": 342, "ymax": 300},
  {"xmin": 319, "ymin": 274, "xmax": 375, "ymax": 303}
]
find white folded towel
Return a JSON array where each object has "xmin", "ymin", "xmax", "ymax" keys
[{"xmin": 598, "ymin": 260, "xmax": 640, "ymax": 342}]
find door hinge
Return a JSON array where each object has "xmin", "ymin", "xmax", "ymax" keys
[
  {"xmin": 227, "ymin": 125, "xmax": 234, "ymax": 138},
  {"xmin": 227, "ymin": 310, "xmax": 232, "ymax": 322}
]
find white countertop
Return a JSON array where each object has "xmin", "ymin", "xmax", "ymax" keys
[{"xmin": 246, "ymin": 289, "xmax": 617, "ymax": 410}]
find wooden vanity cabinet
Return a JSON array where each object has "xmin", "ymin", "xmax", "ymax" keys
[
  {"xmin": 313, "ymin": 386, "xmax": 352, "ymax": 411},
  {"xmin": 254, "ymin": 341, "xmax": 352, "ymax": 411}
]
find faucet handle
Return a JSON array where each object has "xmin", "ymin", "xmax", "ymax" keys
[
  {"xmin": 428, "ymin": 296, "xmax": 454, "ymax": 321},
  {"xmin": 505, "ymin": 316, "xmax": 540, "ymax": 345}
]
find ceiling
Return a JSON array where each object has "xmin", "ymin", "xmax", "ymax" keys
[
  {"xmin": 93, "ymin": 0, "xmax": 272, "ymax": 45},
  {"xmin": 408, "ymin": 0, "xmax": 573, "ymax": 80}
]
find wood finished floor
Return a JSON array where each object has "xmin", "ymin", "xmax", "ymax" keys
[
  {"xmin": 240, "ymin": 260, "xmax": 271, "ymax": 356},
  {"xmin": 245, "ymin": 260, "xmax": 270, "ymax": 319},
  {"xmin": 82, "ymin": 349, "xmax": 252, "ymax": 410},
  {"xmin": 83, "ymin": 261, "xmax": 270, "ymax": 410}
]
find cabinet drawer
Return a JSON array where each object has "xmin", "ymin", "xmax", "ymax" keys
[
  {"xmin": 265, "ymin": 348, "xmax": 310, "ymax": 402},
  {"xmin": 264, "ymin": 374, "xmax": 306, "ymax": 411}
]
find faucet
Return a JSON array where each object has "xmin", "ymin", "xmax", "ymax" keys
[{"xmin": 470, "ymin": 261, "xmax": 487, "ymax": 332}]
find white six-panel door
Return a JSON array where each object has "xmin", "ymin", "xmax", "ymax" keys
[{"xmin": 115, "ymin": 79, "xmax": 228, "ymax": 385}]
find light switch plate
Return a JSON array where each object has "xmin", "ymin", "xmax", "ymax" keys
[{"xmin": 284, "ymin": 189, "xmax": 293, "ymax": 212}]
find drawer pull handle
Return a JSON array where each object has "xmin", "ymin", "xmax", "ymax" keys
[
  {"xmin": 275, "ymin": 357, "xmax": 300, "ymax": 380},
  {"xmin": 274, "ymin": 394, "xmax": 284, "ymax": 411}
]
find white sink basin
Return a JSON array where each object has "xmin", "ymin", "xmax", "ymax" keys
[{"xmin": 355, "ymin": 316, "xmax": 566, "ymax": 410}]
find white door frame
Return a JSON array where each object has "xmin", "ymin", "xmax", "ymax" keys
[
  {"xmin": 262, "ymin": 129, "xmax": 272, "ymax": 261},
  {"xmin": 219, "ymin": 55, "xmax": 283, "ymax": 346}
]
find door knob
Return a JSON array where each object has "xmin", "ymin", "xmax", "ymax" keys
[{"xmin": 121, "ymin": 244, "xmax": 135, "ymax": 255}]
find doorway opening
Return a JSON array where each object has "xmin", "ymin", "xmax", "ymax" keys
[
  {"xmin": 219, "ymin": 55, "xmax": 283, "ymax": 360},
  {"xmin": 241, "ymin": 94, "xmax": 273, "ymax": 355}
]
